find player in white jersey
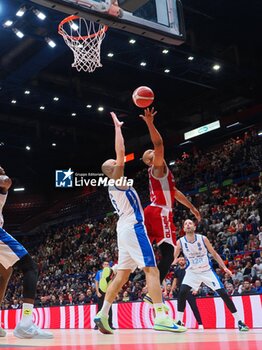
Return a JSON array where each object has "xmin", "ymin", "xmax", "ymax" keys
[
  {"xmin": 0, "ymin": 166, "xmax": 53, "ymax": 339},
  {"xmin": 174, "ymin": 219, "xmax": 249, "ymax": 331},
  {"xmin": 94, "ymin": 112, "xmax": 186, "ymax": 334}
]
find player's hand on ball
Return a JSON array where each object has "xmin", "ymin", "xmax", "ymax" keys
[
  {"xmin": 110, "ymin": 112, "xmax": 124, "ymax": 128},
  {"xmin": 139, "ymin": 107, "xmax": 157, "ymax": 124}
]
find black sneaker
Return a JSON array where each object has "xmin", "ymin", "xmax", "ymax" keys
[
  {"xmin": 238, "ymin": 321, "xmax": 249, "ymax": 331},
  {"xmin": 176, "ymin": 320, "xmax": 185, "ymax": 327}
]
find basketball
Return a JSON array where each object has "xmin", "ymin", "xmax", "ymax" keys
[{"xmin": 132, "ymin": 86, "xmax": 154, "ymax": 108}]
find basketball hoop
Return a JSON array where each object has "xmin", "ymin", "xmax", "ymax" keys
[{"xmin": 58, "ymin": 15, "xmax": 108, "ymax": 73}]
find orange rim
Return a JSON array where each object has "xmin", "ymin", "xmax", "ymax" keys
[{"xmin": 58, "ymin": 15, "xmax": 108, "ymax": 40}]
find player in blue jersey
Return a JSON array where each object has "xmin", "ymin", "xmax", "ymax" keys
[
  {"xmin": 0, "ymin": 166, "xmax": 53, "ymax": 339},
  {"xmin": 174, "ymin": 219, "xmax": 249, "ymax": 331},
  {"xmin": 94, "ymin": 112, "xmax": 186, "ymax": 334}
]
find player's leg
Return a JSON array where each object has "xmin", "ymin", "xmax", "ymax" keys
[
  {"xmin": 94, "ymin": 268, "xmax": 131, "ymax": 334},
  {"xmin": 13, "ymin": 254, "xmax": 53, "ymax": 338},
  {"xmin": 215, "ymin": 289, "xmax": 248, "ymax": 331},
  {"xmin": 143, "ymin": 266, "xmax": 186, "ymax": 332},
  {"xmin": 143, "ymin": 207, "xmax": 174, "ymax": 308},
  {"xmin": 0, "ymin": 264, "xmax": 13, "ymax": 337},
  {"xmin": 203, "ymin": 270, "xmax": 249, "ymax": 331},
  {"xmin": 128, "ymin": 222, "xmax": 186, "ymax": 332},
  {"xmin": 187, "ymin": 292, "xmax": 203, "ymax": 328},
  {"xmin": 158, "ymin": 242, "xmax": 174, "ymax": 284},
  {"xmin": 177, "ymin": 270, "xmax": 202, "ymax": 324}
]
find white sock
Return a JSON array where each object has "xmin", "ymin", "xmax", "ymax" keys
[
  {"xmin": 20, "ymin": 303, "xmax": 34, "ymax": 327},
  {"xmin": 232, "ymin": 312, "xmax": 241, "ymax": 323},
  {"xmin": 154, "ymin": 303, "xmax": 166, "ymax": 319},
  {"xmin": 101, "ymin": 300, "xmax": 111, "ymax": 317},
  {"xmin": 177, "ymin": 311, "xmax": 184, "ymax": 322}
]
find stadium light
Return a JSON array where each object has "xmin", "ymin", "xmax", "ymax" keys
[
  {"xmin": 3, "ymin": 20, "xmax": 13, "ymax": 27},
  {"xmin": 69, "ymin": 22, "xmax": 78, "ymax": 31},
  {"xmin": 16, "ymin": 6, "xmax": 26, "ymax": 17},
  {"xmin": 13, "ymin": 187, "xmax": 25, "ymax": 192},
  {"xmin": 46, "ymin": 37, "xmax": 56, "ymax": 48},
  {"xmin": 213, "ymin": 64, "xmax": 221, "ymax": 71},
  {"xmin": 226, "ymin": 122, "xmax": 240, "ymax": 128},
  {"xmin": 13, "ymin": 28, "xmax": 24, "ymax": 39},
  {"xmin": 33, "ymin": 9, "xmax": 46, "ymax": 20}
]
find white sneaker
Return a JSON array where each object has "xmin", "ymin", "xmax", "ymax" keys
[
  {"xmin": 0, "ymin": 327, "xmax": 6, "ymax": 337},
  {"xmin": 14, "ymin": 321, "xmax": 53, "ymax": 339},
  {"xmin": 198, "ymin": 324, "xmax": 204, "ymax": 330}
]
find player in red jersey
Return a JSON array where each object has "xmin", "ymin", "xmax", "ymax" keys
[{"xmin": 140, "ymin": 107, "xmax": 201, "ymax": 292}]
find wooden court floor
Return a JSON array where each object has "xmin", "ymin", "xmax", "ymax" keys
[{"xmin": 0, "ymin": 329, "xmax": 262, "ymax": 350}]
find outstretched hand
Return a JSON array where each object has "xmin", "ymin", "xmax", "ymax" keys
[
  {"xmin": 110, "ymin": 112, "xmax": 124, "ymax": 128},
  {"xmin": 139, "ymin": 107, "xmax": 157, "ymax": 124},
  {"xmin": 190, "ymin": 207, "xmax": 201, "ymax": 221}
]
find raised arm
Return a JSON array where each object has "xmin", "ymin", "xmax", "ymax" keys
[
  {"xmin": 111, "ymin": 112, "xmax": 125, "ymax": 180},
  {"xmin": 203, "ymin": 236, "xmax": 232, "ymax": 276},
  {"xmin": 140, "ymin": 108, "xmax": 164, "ymax": 168},
  {"xmin": 175, "ymin": 188, "xmax": 201, "ymax": 221}
]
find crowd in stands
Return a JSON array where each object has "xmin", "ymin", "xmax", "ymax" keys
[{"xmin": 2, "ymin": 129, "xmax": 262, "ymax": 309}]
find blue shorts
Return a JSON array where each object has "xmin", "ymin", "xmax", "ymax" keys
[{"xmin": 0, "ymin": 227, "xmax": 28, "ymax": 269}]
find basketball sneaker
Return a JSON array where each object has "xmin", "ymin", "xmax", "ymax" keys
[
  {"xmin": 13, "ymin": 321, "xmax": 53, "ymax": 339},
  {"xmin": 99, "ymin": 267, "xmax": 113, "ymax": 293},
  {"xmin": 154, "ymin": 316, "xmax": 187, "ymax": 333},
  {"xmin": 94, "ymin": 311, "xmax": 114, "ymax": 334},
  {"xmin": 238, "ymin": 321, "xmax": 249, "ymax": 332},
  {"xmin": 176, "ymin": 320, "xmax": 185, "ymax": 327},
  {"xmin": 143, "ymin": 293, "xmax": 170, "ymax": 312},
  {"xmin": 198, "ymin": 324, "xmax": 204, "ymax": 330},
  {"xmin": 0, "ymin": 327, "xmax": 6, "ymax": 337}
]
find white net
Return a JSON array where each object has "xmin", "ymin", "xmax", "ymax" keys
[{"xmin": 59, "ymin": 16, "xmax": 107, "ymax": 73}]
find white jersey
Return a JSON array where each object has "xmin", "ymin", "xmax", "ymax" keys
[
  {"xmin": 180, "ymin": 234, "xmax": 211, "ymax": 273},
  {"xmin": 0, "ymin": 192, "xmax": 7, "ymax": 228},
  {"xmin": 108, "ymin": 185, "xmax": 144, "ymax": 224}
]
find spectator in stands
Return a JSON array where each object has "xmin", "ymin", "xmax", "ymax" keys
[
  {"xmin": 247, "ymin": 234, "xmax": 260, "ymax": 251},
  {"xmin": 241, "ymin": 281, "xmax": 256, "ymax": 295},
  {"xmin": 226, "ymin": 283, "xmax": 239, "ymax": 296},
  {"xmin": 252, "ymin": 258, "xmax": 262, "ymax": 279},
  {"xmin": 254, "ymin": 280, "xmax": 262, "ymax": 294},
  {"xmin": 243, "ymin": 261, "xmax": 253, "ymax": 278},
  {"xmin": 257, "ymin": 226, "xmax": 262, "ymax": 248}
]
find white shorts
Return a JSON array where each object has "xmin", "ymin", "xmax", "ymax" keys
[
  {"xmin": 117, "ymin": 221, "xmax": 156, "ymax": 272},
  {"xmin": 0, "ymin": 228, "xmax": 28, "ymax": 269},
  {"xmin": 182, "ymin": 268, "xmax": 224, "ymax": 291}
]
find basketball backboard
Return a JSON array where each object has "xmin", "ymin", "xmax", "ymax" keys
[{"xmin": 30, "ymin": 0, "xmax": 186, "ymax": 45}]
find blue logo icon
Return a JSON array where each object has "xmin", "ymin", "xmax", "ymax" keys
[{"xmin": 55, "ymin": 169, "xmax": 74, "ymax": 188}]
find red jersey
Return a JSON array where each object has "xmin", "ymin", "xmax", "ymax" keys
[{"xmin": 148, "ymin": 165, "xmax": 176, "ymax": 209}]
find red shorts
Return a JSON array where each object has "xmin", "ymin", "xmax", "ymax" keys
[{"xmin": 144, "ymin": 205, "xmax": 176, "ymax": 246}]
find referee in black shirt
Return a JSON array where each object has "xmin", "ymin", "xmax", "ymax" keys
[{"xmin": 171, "ymin": 257, "xmax": 203, "ymax": 328}]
